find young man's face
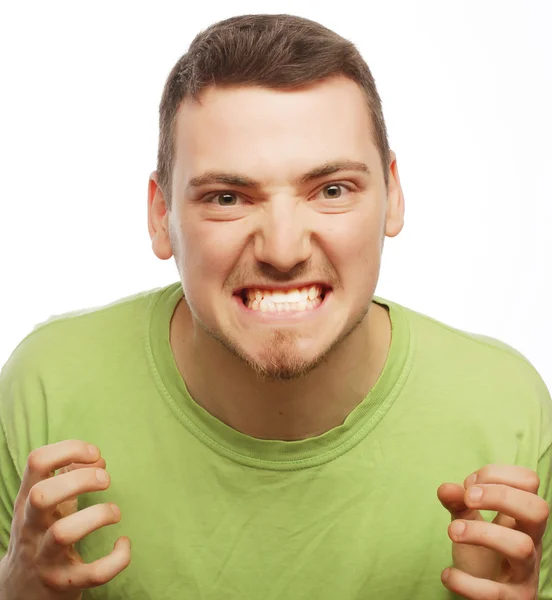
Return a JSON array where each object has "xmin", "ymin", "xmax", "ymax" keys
[{"xmin": 150, "ymin": 75, "xmax": 404, "ymax": 380}]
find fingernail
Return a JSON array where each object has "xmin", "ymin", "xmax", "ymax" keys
[
  {"xmin": 442, "ymin": 568, "xmax": 451, "ymax": 582},
  {"xmin": 468, "ymin": 486, "xmax": 483, "ymax": 501},
  {"xmin": 450, "ymin": 521, "xmax": 466, "ymax": 537},
  {"xmin": 96, "ymin": 469, "xmax": 109, "ymax": 483}
]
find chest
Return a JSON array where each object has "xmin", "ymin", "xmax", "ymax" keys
[{"xmin": 80, "ymin": 457, "xmax": 453, "ymax": 599}]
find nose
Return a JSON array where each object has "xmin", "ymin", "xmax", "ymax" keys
[{"xmin": 253, "ymin": 199, "xmax": 312, "ymax": 272}]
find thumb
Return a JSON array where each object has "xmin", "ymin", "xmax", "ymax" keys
[{"xmin": 437, "ymin": 482, "xmax": 484, "ymax": 522}]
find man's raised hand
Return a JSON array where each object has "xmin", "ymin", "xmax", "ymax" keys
[
  {"xmin": 0, "ymin": 440, "xmax": 130, "ymax": 600},
  {"xmin": 438, "ymin": 464, "xmax": 549, "ymax": 599}
]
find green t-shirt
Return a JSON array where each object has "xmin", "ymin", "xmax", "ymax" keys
[{"xmin": 1, "ymin": 282, "xmax": 551, "ymax": 599}]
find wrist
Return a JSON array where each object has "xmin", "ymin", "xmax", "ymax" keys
[
  {"xmin": 0, "ymin": 557, "xmax": 6, "ymax": 599},
  {"xmin": 0, "ymin": 556, "xmax": 15, "ymax": 600}
]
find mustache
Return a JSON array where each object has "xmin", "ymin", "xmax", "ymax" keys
[{"xmin": 226, "ymin": 262, "xmax": 339, "ymax": 289}]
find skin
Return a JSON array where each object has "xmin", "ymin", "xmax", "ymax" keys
[{"xmin": 148, "ymin": 75, "xmax": 404, "ymax": 441}]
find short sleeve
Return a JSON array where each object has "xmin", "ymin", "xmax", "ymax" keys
[
  {"xmin": 0, "ymin": 415, "xmax": 20, "ymax": 558},
  {"xmin": 0, "ymin": 334, "xmax": 49, "ymax": 559},
  {"xmin": 538, "ymin": 442, "xmax": 552, "ymax": 598}
]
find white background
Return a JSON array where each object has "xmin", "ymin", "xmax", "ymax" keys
[{"xmin": 1, "ymin": 1, "xmax": 550, "ymax": 390}]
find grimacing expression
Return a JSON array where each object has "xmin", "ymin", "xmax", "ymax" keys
[{"xmin": 155, "ymin": 76, "xmax": 403, "ymax": 380}]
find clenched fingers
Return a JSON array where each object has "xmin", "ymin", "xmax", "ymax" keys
[
  {"xmin": 25, "ymin": 467, "xmax": 111, "ymax": 531},
  {"xmin": 39, "ymin": 502, "xmax": 122, "ymax": 560}
]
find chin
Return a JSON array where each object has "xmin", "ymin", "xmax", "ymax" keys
[
  {"xmin": 245, "ymin": 351, "xmax": 328, "ymax": 382},
  {"xmin": 230, "ymin": 333, "xmax": 336, "ymax": 381},
  {"xmin": 202, "ymin": 323, "xmax": 326, "ymax": 381}
]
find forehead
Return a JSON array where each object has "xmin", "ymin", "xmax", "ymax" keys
[{"xmin": 173, "ymin": 76, "xmax": 379, "ymax": 181}]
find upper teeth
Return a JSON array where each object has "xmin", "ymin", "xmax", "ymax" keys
[{"xmin": 246, "ymin": 285, "xmax": 322, "ymax": 303}]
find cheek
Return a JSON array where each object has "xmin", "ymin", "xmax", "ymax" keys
[
  {"xmin": 322, "ymin": 213, "xmax": 383, "ymax": 275},
  {"xmin": 178, "ymin": 221, "xmax": 247, "ymax": 291}
]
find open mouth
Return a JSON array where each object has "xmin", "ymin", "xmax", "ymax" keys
[{"xmin": 235, "ymin": 284, "xmax": 331, "ymax": 314}]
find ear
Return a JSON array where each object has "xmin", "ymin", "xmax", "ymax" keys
[
  {"xmin": 148, "ymin": 171, "xmax": 173, "ymax": 260},
  {"xmin": 384, "ymin": 151, "xmax": 405, "ymax": 238}
]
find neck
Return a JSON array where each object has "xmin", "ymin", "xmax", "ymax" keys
[{"xmin": 170, "ymin": 299, "xmax": 391, "ymax": 441}]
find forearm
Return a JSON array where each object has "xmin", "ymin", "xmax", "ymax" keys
[{"xmin": 0, "ymin": 556, "xmax": 8, "ymax": 600}]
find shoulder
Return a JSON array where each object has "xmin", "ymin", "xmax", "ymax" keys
[
  {"xmin": 0, "ymin": 283, "xmax": 178, "ymax": 473},
  {"xmin": 1, "ymin": 284, "xmax": 171, "ymax": 378},
  {"xmin": 393, "ymin": 298, "xmax": 545, "ymax": 382},
  {"xmin": 0, "ymin": 283, "xmax": 176, "ymax": 419},
  {"xmin": 380, "ymin": 296, "xmax": 552, "ymax": 452}
]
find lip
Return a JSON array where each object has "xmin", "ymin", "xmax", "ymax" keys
[{"xmin": 232, "ymin": 289, "xmax": 332, "ymax": 322}]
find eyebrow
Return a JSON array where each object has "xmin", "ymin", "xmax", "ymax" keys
[{"xmin": 187, "ymin": 160, "xmax": 371, "ymax": 190}]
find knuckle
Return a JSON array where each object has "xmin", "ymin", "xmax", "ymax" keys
[
  {"xmin": 530, "ymin": 472, "xmax": 540, "ymax": 492},
  {"xmin": 28, "ymin": 484, "xmax": 47, "ymax": 510},
  {"xmin": 539, "ymin": 498, "xmax": 550, "ymax": 522},
  {"xmin": 41, "ymin": 568, "xmax": 69, "ymax": 592},
  {"xmin": 516, "ymin": 537, "xmax": 535, "ymax": 560},
  {"xmin": 49, "ymin": 522, "xmax": 69, "ymax": 546},
  {"xmin": 27, "ymin": 448, "xmax": 45, "ymax": 473}
]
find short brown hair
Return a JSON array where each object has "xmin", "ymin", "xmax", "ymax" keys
[{"xmin": 157, "ymin": 14, "xmax": 390, "ymax": 207}]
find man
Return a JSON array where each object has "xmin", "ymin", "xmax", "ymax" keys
[{"xmin": 0, "ymin": 13, "xmax": 550, "ymax": 600}]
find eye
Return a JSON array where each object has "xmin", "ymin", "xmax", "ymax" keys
[
  {"xmin": 206, "ymin": 192, "xmax": 243, "ymax": 206},
  {"xmin": 318, "ymin": 183, "xmax": 350, "ymax": 200}
]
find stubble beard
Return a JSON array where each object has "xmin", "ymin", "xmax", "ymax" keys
[{"xmin": 199, "ymin": 301, "xmax": 372, "ymax": 382}]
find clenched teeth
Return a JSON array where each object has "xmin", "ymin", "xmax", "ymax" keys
[{"xmin": 243, "ymin": 285, "xmax": 325, "ymax": 312}]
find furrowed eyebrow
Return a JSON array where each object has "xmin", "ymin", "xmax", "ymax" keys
[
  {"xmin": 299, "ymin": 161, "xmax": 371, "ymax": 183},
  {"xmin": 188, "ymin": 172, "xmax": 257, "ymax": 189},
  {"xmin": 187, "ymin": 160, "xmax": 371, "ymax": 190}
]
